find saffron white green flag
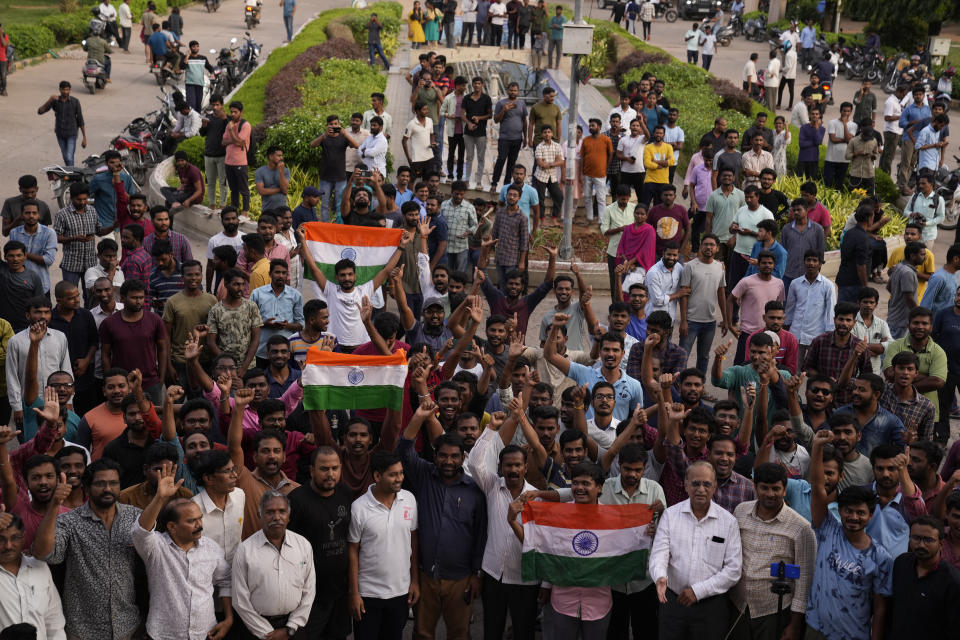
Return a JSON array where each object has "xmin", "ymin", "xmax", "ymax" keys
[
  {"xmin": 520, "ymin": 502, "xmax": 655, "ymax": 587},
  {"xmin": 302, "ymin": 222, "xmax": 402, "ymax": 285},
  {"xmin": 301, "ymin": 348, "xmax": 407, "ymax": 411}
]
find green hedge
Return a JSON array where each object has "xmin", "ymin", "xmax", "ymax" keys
[
  {"xmin": 38, "ymin": 13, "xmax": 91, "ymax": 44},
  {"xmin": 7, "ymin": 24, "xmax": 57, "ymax": 59}
]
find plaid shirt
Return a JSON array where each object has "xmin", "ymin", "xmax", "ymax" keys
[
  {"xmin": 803, "ymin": 331, "xmax": 873, "ymax": 405},
  {"xmin": 665, "ymin": 441, "xmax": 755, "ymax": 511},
  {"xmin": 603, "ymin": 128, "xmax": 622, "ymax": 175},
  {"xmin": 439, "ymin": 198, "xmax": 478, "ymax": 254},
  {"xmin": 879, "ymin": 383, "xmax": 936, "ymax": 440},
  {"xmin": 491, "ymin": 205, "xmax": 529, "ymax": 267},
  {"xmin": 143, "ymin": 230, "xmax": 194, "ymax": 267},
  {"xmin": 732, "ymin": 500, "xmax": 817, "ymax": 617},
  {"xmin": 149, "ymin": 264, "xmax": 184, "ymax": 315},
  {"xmin": 121, "ymin": 246, "xmax": 153, "ymax": 303},
  {"xmin": 662, "ymin": 440, "xmax": 708, "ymax": 506},
  {"xmin": 534, "ymin": 140, "xmax": 564, "ymax": 183},
  {"xmin": 626, "ymin": 340, "xmax": 689, "ymax": 382},
  {"xmin": 53, "ymin": 204, "xmax": 100, "ymax": 273}
]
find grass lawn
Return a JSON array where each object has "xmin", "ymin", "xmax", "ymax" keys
[{"xmin": 0, "ymin": 0, "xmax": 61, "ymax": 24}]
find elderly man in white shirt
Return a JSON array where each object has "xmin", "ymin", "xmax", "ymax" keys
[
  {"xmin": 358, "ymin": 116, "xmax": 389, "ymax": 177},
  {"xmin": 133, "ymin": 463, "xmax": 233, "ymax": 640},
  {"xmin": 0, "ymin": 510, "xmax": 66, "ymax": 640},
  {"xmin": 649, "ymin": 459, "xmax": 742, "ymax": 640},
  {"xmin": 233, "ymin": 491, "xmax": 315, "ymax": 639}
]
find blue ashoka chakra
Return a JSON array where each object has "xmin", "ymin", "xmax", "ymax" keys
[
  {"xmin": 347, "ymin": 368, "xmax": 365, "ymax": 385},
  {"xmin": 340, "ymin": 247, "xmax": 358, "ymax": 261},
  {"xmin": 572, "ymin": 531, "xmax": 599, "ymax": 557}
]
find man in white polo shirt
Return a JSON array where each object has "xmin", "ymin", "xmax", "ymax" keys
[{"xmin": 348, "ymin": 450, "xmax": 419, "ymax": 640}]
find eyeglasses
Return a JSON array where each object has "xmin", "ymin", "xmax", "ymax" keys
[
  {"xmin": 809, "ymin": 388, "xmax": 831, "ymax": 396},
  {"xmin": 215, "ymin": 365, "xmax": 239, "ymax": 372},
  {"xmin": 49, "ymin": 382, "xmax": 75, "ymax": 389},
  {"xmin": 594, "ymin": 394, "xmax": 615, "ymax": 401},
  {"xmin": 909, "ymin": 534, "xmax": 938, "ymax": 545},
  {"xmin": 688, "ymin": 481, "xmax": 713, "ymax": 488},
  {"xmin": 216, "ymin": 467, "xmax": 239, "ymax": 476}
]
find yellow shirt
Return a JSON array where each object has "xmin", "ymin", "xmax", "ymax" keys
[
  {"xmin": 643, "ymin": 142, "xmax": 675, "ymax": 184},
  {"xmin": 249, "ymin": 258, "xmax": 271, "ymax": 290},
  {"xmin": 887, "ymin": 246, "xmax": 935, "ymax": 301}
]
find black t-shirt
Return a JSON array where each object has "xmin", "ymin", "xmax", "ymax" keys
[
  {"xmin": 758, "ymin": 188, "xmax": 789, "ymax": 219},
  {"xmin": 0, "ymin": 264, "xmax": 44, "ymax": 332},
  {"xmin": 463, "ymin": 93, "xmax": 493, "ymax": 137},
  {"xmin": 889, "ymin": 553, "xmax": 960, "ymax": 640},
  {"xmin": 836, "ymin": 225, "xmax": 871, "ymax": 286},
  {"xmin": 201, "ymin": 115, "xmax": 228, "ymax": 157},
  {"xmin": 287, "ymin": 484, "xmax": 353, "ymax": 599},
  {"xmin": 320, "ymin": 134, "xmax": 350, "ymax": 182}
]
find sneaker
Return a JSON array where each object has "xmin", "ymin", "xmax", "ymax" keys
[
  {"xmin": 951, "ymin": 407, "xmax": 960, "ymax": 418},
  {"xmin": 468, "ymin": 181, "xmax": 478, "ymax": 190}
]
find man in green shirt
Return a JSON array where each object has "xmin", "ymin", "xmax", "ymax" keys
[
  {"xmin": 712, "ymin": 331, "xmax": 792, "ymax": 426},
  {"xmin": 548, "ymin": 6, "xmax": 566, "ymax": 69},
  {"xmin": 528, "ymin": 86, "xmax": 563, "ymax": 149},
  {"xmin": 852, "ymin": 79, "xmax": 877, "ymax": 127},
  {"xmin": 703, "ymin": 168, "xmax": 745, "ymax": 265},
  {"xmin": 882, "ymin": 306, "xmax": 947, "ymax": 421}
]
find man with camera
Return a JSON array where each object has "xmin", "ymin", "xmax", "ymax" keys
[{"xmin": 731, "ymin": 462, "xmax": 816, "ymax": 640}]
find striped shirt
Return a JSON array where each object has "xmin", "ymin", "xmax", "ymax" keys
[
  {"xmin": 53, "ymin": 204, "xmax": 99, "ymax": 274},
  {"xmin": 439, "ymin": 199, "xmax": 478, "ymax": 254},
  {"xmin": 149, "ymin": 264, "xmax": 184, "ymax": 315},
  {"xmin": 143, "ymin": 230, "xmax": 194, "ymax": 267}
]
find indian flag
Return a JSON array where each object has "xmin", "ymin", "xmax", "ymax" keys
[
  {"xmin": 301, "ymin": 348, "xmax": 407, "ymax": 411},
  {"xmin": 521, "ymin": 502, "xmax": 655, "ymax": 587},
  {"xmin": 302, "ymin": 222, "xmax": 402, "ymax": 285}
]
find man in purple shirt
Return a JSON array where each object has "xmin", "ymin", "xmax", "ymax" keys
[{"xmin": 476, "ymin": 244, "xmax": 557, "ymax": 335}]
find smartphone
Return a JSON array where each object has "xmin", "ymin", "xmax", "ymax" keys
[
  {"xmin": 332, "ymin": 126, "xmax": 341, "ymax": 133},
  {"xmin": 770, "ymin": 562, "xmax": 802, "ymax": 579}
]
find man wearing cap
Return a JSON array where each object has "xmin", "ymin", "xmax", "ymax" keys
[
  {"xmin": 394, "ymin": 281, "xmax": 453, "ymax": 353},
  {"xmin": 293, "ymin": 186, "xmax": 321, "ymax": 229}
]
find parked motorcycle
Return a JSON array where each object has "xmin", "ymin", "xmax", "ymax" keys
[
  {"xmin": 744, "ymin": 13, "xmax": 767, "ymax": 42},
  {"xmin": 653, "ymin": 3, "xmax": 678, "ymax": 22},
  {"xmin": 934, "ymin": 69, "xmax": 954, "ymax": 113},
  {"xmin": 237, "ymin": 32, "xmax": 261, "ymax": 76},
  {"xmin": 799, "ymin": 36, "xmax": 828, "ymax": 73},
  {"xmin": 716, "ymin": 16, "xmax": 741, "ymax": 47},
  {"xmin": 151, "ymin": 58, "xmax": 183, "ymax": 87},
  {"xmin": 81, "ymin": 54, "xmax": 108, "ymax": 94},
  {"xmin": 110, "ymin": 91, "xmax": 180, "ymax": 183},
  {"xmin": 42, "ymin": 155, "xmax": 103, "ymax": 209},
  {"xmin": 936, "ymin": 156, "xmax": 960, "ymax": 230},
  {"xmin": 244, "ymin": 0, "xmax": 262, "ymax": 29},
  {"xmin": 205, "ymin": 0, "xmax": 220, "ymax": 12}
]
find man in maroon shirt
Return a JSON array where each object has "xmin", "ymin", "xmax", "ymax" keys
[{"xmin": 646, "ymin": 184, "xmax": 690, "ymax": 257}]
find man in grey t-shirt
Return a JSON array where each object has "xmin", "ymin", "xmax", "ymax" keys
[
  {"xmin": 678, "ymin": 235, "xmax": 727, "ymax": 374},
  {"xmin": 490, "ymin": 81, "xmax": 529, "ymax": 190},
  {"xmin": 255, "ymin": 145, "xmax": 292, "ymax": 211},
  {"xmin": 887, "ymin": 242, "xmax": 924, "ymax": 338}
]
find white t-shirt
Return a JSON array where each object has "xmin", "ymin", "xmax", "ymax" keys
[
  {"xmin": 742, "ymin": 60, "xmax": 757, "ymax": 83},
  {"xmin": 684, "ymin": 29, "xmax": 702, "ymax": 51},
  {"xmin": 766, "ymin": 57, "xmax": 781, "ymax": 88},
  {"xmin": 206, "ymin": 231, "xmax": 244, "ymax": 260},
  {"xmin": 701, "ymin": 34, "xmax": 717, "ymax": 55},
  {"xmin": 489, "ymin": 2, "xmax": 506, "ymax": 25},
  {"xmin": 618, "ymin": 134, "xmax": 646, "ymax": 173},
  {"xmin": 664, "ymin": 124, "xmax": 684, "ymax": 164},
  {"xmin": 825, "ymin": 119, "xmax": 858, "ymax": 163},
  {"xmin": 732, "ymin": 204, "xmax": 773, "ymax": 255},
  {"xmin": 782, "ymin": 48, "xmax": 797, "ymax": 79},
  {"xmin": 403, "ymin": 117, "xmax": 435, "ymax": 163},
  {"xmin": 348, "ymin": 488, "xmax": 418, "ymax": 599},
  {"xmin": 780, "ymin": 30, "xmax": 800, "ymax": 49},
  {"xmin": 320, "ymin": 279, "xmax": 375, "ymax": 347},
  {"xmin": 769, "ymin": 444, "xmax": 811, "ymax": 479},
  {"xmin": 609, "ymin": 106, "xmax": 638, "ymax": 130},
  {"xmin": 587, "ymin": 417, "xmax": 621, "ymax": 449},
  {"xmin": 883, "ymin": 95, "xmax": 903, "ymax": 135}
]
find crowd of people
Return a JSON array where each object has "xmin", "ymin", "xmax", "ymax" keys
[{"xmin": 2, "ymin": 5, "xmax": 960, "ymax": 640}]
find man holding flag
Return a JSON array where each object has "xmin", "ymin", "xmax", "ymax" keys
[
  {"xmin": 297, "ymin": 223, "xmax": 411, "ymax": 352},
  {"xmin": 649, "ymin": 452, "xmax": 742, "ymax": 640}
]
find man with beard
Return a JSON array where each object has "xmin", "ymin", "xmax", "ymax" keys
[
  {"xmin": 905, "ymin": 440, "xmax": 945, "ymax": 504},
  {"xmin": 653, "ymin": 403, "xmax": 713, "ymax": 507},
  {"xmin": 158, "ymin": 386, "xmax": 214, "ymax": 494},
  {"xmin": 879, "ymin": 352, "xmax": 935, "ymax": 442},
  {"xmin": 229, "ymin": 389, "xmax": 300, "ymax": 539},
  {"xmin": 205, "ymin": 269, "xmax": 263, "ymax": 375},
  {"xmin": 206, "ymin": 208, "xmax": 243, "ymax": 292},
  {"xmin": 747, "ymin": 301, "xmax": 800, "ymax": 375},
  {"xmin": 520, "ymin": 402, "xmax": 589, "ymax": 491},
  {"xmin": 341, "ymin": 167, "xmax": 385, "ymax": 228},
  {"xmin": 0, "ymin": 506, "xmax": 66, "ymax": 638},
  {"xmin": 825, "ymin": 412, "xmax": 875, "ymax": 492},
  {"xmin": 805, "ymin": 430, "xmax": 892, "ymax": 640},
  {"xmin": 629, "ymin": 311, "xmax": 688, "ymax": 390},
  {"xmin": 713, "ymin": 332, "xmax": 791, "ymax": 428},
  {"xmin": 863, "ymin": 444, "xmax": 925, "ymax": 559},
  {"xmin": 0, "ymin": 414, "xmax": 71, "ymax": 548},
  {"xmin": 74, "ymin": 368, "xmax": 158, "ymax": 462},
  {"xmin": 190, "ymin": 448, "xmax": 244, "ymax": 565},
  {"xmin": 538, "ymin": 265, "xmax": 592, "ymax": 352},
  {"xmin": 399, "ymin": 400, "xmax": 486, "ymax": 640},
  {"xmin": 600, "ymin": 443, "xmax": 665, "ymax": 640},
  {"xmin": 299, "ymin": 229, "xmax": 409, "ymax": 352},
  {"xmin": 643, "ymin": 244, "xmax": 687, "ymax": 322},
  {"xmin": 546, "ymin": 315, "xmax": 645, "ymax": 423},
  {"xmin": 883, "ymin": 307, "xmax": 947, "ymax": 427},
  {"xmin": 288, "ymin": 300, "xmax": 333, "ymax": 367},
  {"xmin": 650, "ymin": 459, "xmax": 742, "ymax": 640},
  {"xmin": 594, "ymin": 301, "xmax": 639, "ymax": 374},
  {"xmin": 468, "ymin": 410, "xmax": 540, "ymax": 640},
  {"xmin": 727, "ymin": 251, "xmax": 783, "ymax": 365},
  {"xmin": 797, "ymin": 375, "xmax": 834, "ymax": 434},
  {"xmin": 678, "ymin": 234, "xmax": 727, "ymax": 374},
  {"xmin": 101, "ymin": 387, "xmax": 164, "ymax": 488},
  {"xmin": 731, "ymin": 463, "xmax": 816, "ymax": 640},
  {"xmin": 395, "ymin": 285, "xmax": 451, "ymax": 354},
  {"xmin": 476, "ymin": 243, "xmax": 557, "ymax": 336},
  {"xmin": 54, "ymin": 445, "xmax": 88, "ymax": 509},
  {"xmin": 143, "ymin": 206, "xmax": 193, "ymax": 267},
  {"xmin": 232, "ymin": 491, "xmax": 315, "ymax": 640},
  {"xmin": 287, "ymin": 448, "xmax": 353, "ymax": 640},
  {"xmin": 117, "ymin": 440, "xmax": 192, "ymax": 509},
  {"xmin": 133, "ymin": 462, "xmax": 233, "ymax": 640},
  {"xmin": 34, "ymin": 458, "xmax": 143, "ymax": 640},
  {"xmin": 803, "ymin": 301, "xmax": 872, "ymax": 406},
  {"xmin": 836, "ymin": 375, "xmax": 906, "ymax": 458},
  {"xmin": 163, "ymin": 260, "xmax": 216, "ymax": 385},
  {"xmin": 889, "ymin": 515, "xmax": 960, "ymax": 638},
  {"xmin": 348, "ymin": 451, "xmax": 419, "ymax": 640},
  {"xmin": 250, "ymin": 260, "xmax": 303, "ymax": 367},
  {"xmin": 19, "ymin": 322, "xmax": 80, "ymax": 444}
]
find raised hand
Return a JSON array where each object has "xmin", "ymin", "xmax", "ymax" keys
[
  {"xmin": 32, "ymin": 386, "xmax": 61, "ymax": 425},
  {"xmin": 489, "ymin": 411, "xmax": 506, "ymax": 430},
  {"xmin": 193, "ymin": 324, "xmax": 210, "ymax": 342},
  {"xmin": 184, "ymin": 332, "xmax": 202, "ymax": 361},
  {"xmin": 358, "ymin": 296, "xmax": 373, "ymax": 324},
  {"xmin": 319, "ymin": 335, "xmax": 336, "ymax": 351},
  {"xmin": 415, "ymin": 396, "xmax": 437, "ymax": 418},
  {"xmin": 0, "ymin": 426, "xmax": 22, "ymax": 446},
  {"xmin": 505, "ymin": 312, "xmax": 518, "ymax": 338},
  {"xmin": 234, "ymin": 387, "xmax": 254, "ymax": 408},
  {"xmin": 785, "ymin": 372, "xmax": 806, "ymax": 394},
  {"xmin": 812, "ymin": 429, "xmax": 833, "ymax": 448},
  {"xmin": 216, "ymin": 372, "xmax": 233, "ymax": 397},
  {"xmin": 579, "ymin": 285, "xmax": 593, "ymax": 306},
  {"xmin": 166, "ymin": 385, "xmax": 185, "ymax": 405},
  {"xmin": 552, "ymin": 313, "xmax": 570, "ymax": 328},
  {"xmin": 658, "ymin": 372, "xmax": 675, "ymax": 389},
  {"xmin": 479, "ymin": 345, "xmax": 495, "ymax": 370},
  {"xmin": 714, "ymin": 340, "xmax": 732, "ymax": 357},
  {"xmin": 665, "ymin": 402, "xmax": 689, "ymax": 425},
  {"xmin": 632, "ymin": 403, "xmax": 648, "ymax": 426},
  {"xmin": 52, "ymin": 472, "xmax": 71, "ymax": 506},
  {"xmin": 570, "ymin": 258, "xmax": 580, "ymax": 275},
  {"xmin": 741, "ymin": 382, "xmax": 757, "ymax": 408},
  {"xmin": 417, "ymin": 220, "xmax": 435, "ymax": 237},
  {"xmin": 154, "ymin": 461, "xmax": 183, "ymax": 499},
  {"xmin": 508, "ymin": 392, "xmax": 524, "ymax": 417},
  {"xmin": 508, "ymin": 331, "xmax": 525, "ymax": 359},
  {"xmin": 29, "ymin": 321, "xmax": 46, "ymax": 345},
  {"xmin": 544, "ymin": 245, "xmax": 558, "ymax": 260},
  {"xmin": 127, "ymin": 369, "xmax": 143, "ymax": 394}
]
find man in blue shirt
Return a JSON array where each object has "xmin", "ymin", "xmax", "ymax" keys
[
  {"xmin": 799, "ymin": 20, "xmax": 817, "ymax": 68},
  {"xmin": 864, "ymin": 443, "xmax": 926, "ymax": 560},
  {"xmin": 281, "ymin": 0, "xmax": 296, "ymax": 42},
  {"xmin": 914, "ymin": 114, "xmax": 949, "ymax": 172},
  {"xmin": 933, "ymin": 289, "xmax": 960, "ymax": 444},
  {"xmin": 745, "ymin": 219, "xmax": 787, "ymax": 279},
  {"xmin": 805, "ymin": 430, "xmax": 893, "ymax": 640},
  {"xmin": 146, "ymin": 23, "xmax": 177, "ymax": 71},
  {"xmin": 548, "ymin": 5, "xmax": 565, "ymax": 69},
  {"xmin": 897, "ymin": 87, "xmax": 931, "ymax": 193},
  {"xmin": 921, "ymin": 245, "xmax": 960, "ymax": 314},
  {"xmin": 87, "ymin": 150, "xmax": 138, "ymax": 233},
  {"xmin": 836, "ymin": 374, "xmax": 906, "ymax": 457},
  {"xmin": 291, "ymin": 186, "xmax": 320, "ymax": 229},
  {"xmin": 498, "ymin": 164, "xmax": 540, "ymax": 231}
]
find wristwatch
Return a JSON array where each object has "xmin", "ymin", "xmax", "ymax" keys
[{"xmin": 285, "ymin": 627, "xmax": 296, "ymax": 638}]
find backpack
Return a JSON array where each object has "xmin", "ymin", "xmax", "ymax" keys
[
  {"xmin": 907, "ymin": 190, "xmax": 942, "ymax": 216},
  {"xmin": 239, "ymin": 119, "xmax": 257, "ymax": 166}
]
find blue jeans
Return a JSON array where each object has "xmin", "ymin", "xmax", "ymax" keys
[
  {"xmin": 57, "ymin": 134, "xmax": 77, "ymax": 166},
  {"xmin": 434, "ymin": 122, "xmax": 444, "ymax": 172},
  {"xmin": 782, "ymin": 275, "xmax": 795, "ymax": 297},
  {"xmin": 838, "ymin": 285, "xmax": 862, "ymax": 303},
  {"xmin": 448, "ymin": 250, "xmax": 470, "ymax": 275},
  {"xmin": 680, "ymin": 320, "xmax": 716, "ymax": 375},
  {"xmin": 369, "ymin": 42, "xmax": 389, "ymax": 69},
  {"xmin": 318, "ymin": 179, "xmax": 347, "ymax": 222},
  {"xmin": 283, "ymin": 14, "xmax": 294, "ymax": 40},
  {"xmin": 890, "ymin": 326, "xmax": 907, "ymax": 339}
]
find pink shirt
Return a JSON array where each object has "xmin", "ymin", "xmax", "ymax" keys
[
  {"xmin": 236, "ymin": 240, "xmax": 290, "ymax": 275},
  {"xmin": 550, "ymin": 585, "xmax": 612, "ymax": 620},
  {"xmin": 222, "ymin": 120, "xmax": 252, "ymax": 166},
  {"xmin": 13, "ymin": 500, "xmax": 71, "ymax": 550},
  {"xmin": 807, "ymin": 202, "xmax": 832, "ymax": 229},
  {"xmin": 205, "ymin": 381, "xmax": 303, "ymax": 442},
  {"xmin": 730, "ymin": 275, "xmax": 785, "ymax": 334}
]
